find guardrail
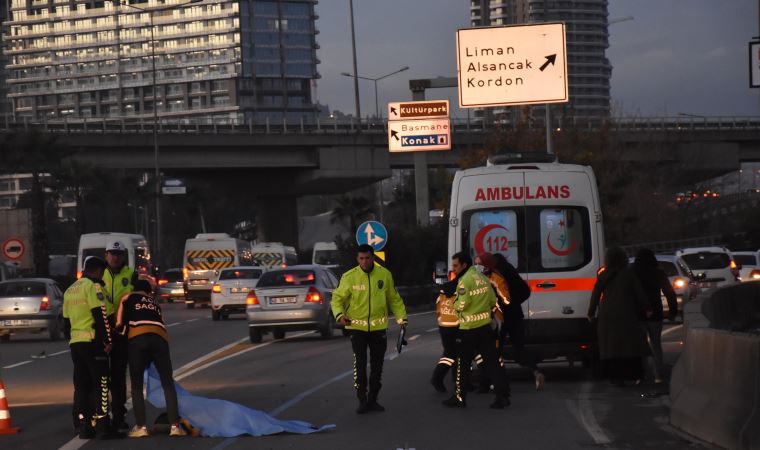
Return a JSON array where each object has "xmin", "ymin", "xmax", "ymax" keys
[{"xmin": 1, "ymin": 115, "xmax": 759, "ymax": 135}]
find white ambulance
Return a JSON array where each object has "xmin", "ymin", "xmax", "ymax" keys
[{"xmin": 447, "ymin": 154, "xmax": 605, "ymax": 364}]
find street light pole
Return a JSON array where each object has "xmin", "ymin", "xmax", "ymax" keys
[
  {"xmin": 349, "ymin": 0, "xmax": 361, "ymax": 127},
  {"xmin": 341, "ymin": 66, "xmax": 409, "ymax": 119}
]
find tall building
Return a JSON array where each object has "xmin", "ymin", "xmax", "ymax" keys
[
  {"xmin": 2, "ymin": 0, "xmax": 320, "ymax": 123},
  {"xmin": 469, "ymin": 0, "xmax": 611, "ymax": 125},
  {"xmin": 0, "ymin": 0, "xmax": 11, "ymax": 116}
]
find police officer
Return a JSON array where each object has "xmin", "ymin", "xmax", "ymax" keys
[
  {"xmin": 430, "ymin": 279, "xmax": 459, "ymax": 393},
  {"xmin": 102, "ymin": 240, "xmax": 138, "ymax": 431},
  {"xmin": 332, "ymin": 244, "xmax": 408, "ymax": 414},
  {"xmin": 443, "ymin": 252, "xmax": 509, "ymax": 409},
  {"xmin": 63, "ymin": 256, "xmax": 121, "ymax": 439}
]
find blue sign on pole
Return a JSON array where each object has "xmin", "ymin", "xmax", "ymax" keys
[{"xmin": 356, "ymin": 221, "xmax": 388, "ymax": 252}]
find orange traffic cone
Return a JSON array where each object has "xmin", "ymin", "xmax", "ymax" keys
[{"xmin": 0, "ymin": 378, "xmax": 20, "ymax": 435}]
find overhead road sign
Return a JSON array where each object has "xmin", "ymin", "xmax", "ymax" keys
[
  {"xmin": 162, "ymin": 178, "xmax": 186, "ymax": 195},
  {"xmin": 388, "ymin": 100, "xmax": 450, "ymax": 120},
  {"xmin": 356, "ymin": 221, "xmax": 388, "ymax": 252},
  {"xmin": 388, "ymin": 118, "xmax": 451, "ymax": 153},
  {"xmin": 456, "ymin": 22, "xmax": 568, "ymax": 107},
  {"xmin": 750, "ymin": 40, "xmax": 760, "ymax": 88}
]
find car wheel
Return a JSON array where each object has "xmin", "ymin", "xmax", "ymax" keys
[
  {"xmin": 222, "ymin": 313, "xmax": 229, "ymax": 320},
  {"xmin": 319, "ymin": 324, "xmax": 333, "ymax": 340},
  {"xmin": 273, "ymin": 329, "xmax": 285, "ymax": 340},
  {"xmin": 186, "ymin": 302, "xmax": 194, "ymax": 309},
  {"xmin": 249, "ymin": 328, "xmax": 263, "ymax": 343},
  {"xmin": 168, "ymin": 299, "xmax": 174, "ymax": 304},
  {"xmin": 0, "ymin": 334, "xmax": 10, "ymax": 342},
  {"xmin": 211, "ymin": 310, "xmax": 221, "ymax": 321},
  {"xmin": 48, "ymin": 316, "xmax": 63, "ymax": 341}
]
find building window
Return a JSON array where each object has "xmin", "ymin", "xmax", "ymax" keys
[
  {"xmin": 211, "ymin": 80, "xmax": 228, "ymax": 92},
  {"xmin": 190, "ymin": 97, "xmax": 206, "ymax": 109},
  {"xmin": 167, "ymin": 84, "xmax": 183, "ymax": 96},
  {"xmin": 167, "ymin": 99, "xmax": 184, "ymax": 112},
  {"xmin": 211, "ymin": 95, "xmax": 230, "ymax": 107}
]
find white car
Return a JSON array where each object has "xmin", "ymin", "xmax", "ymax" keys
[
  {"xmin": 211, "ymin": 266, "xmax": 265, "ymax": 321},
  {"xmin": 730, "ymin": 251, "xmax": 760, "ymax": 281},
  {"xmin": 676, "ymin": 247, "xmax": 739, "ymax": 290}
]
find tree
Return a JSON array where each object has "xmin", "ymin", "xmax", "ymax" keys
[
  {"xmin": 329, "ymin": 195, "xmax": 374, "ymax": 233},
  {"xmin": 0, "ymin": 132, "xmax": 71, "ymax": 276}
]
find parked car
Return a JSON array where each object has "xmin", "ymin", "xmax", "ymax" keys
[
  {"xmin": 211, "ymin": 266, "xmax": 265, "ymax": 321},
  {"xmin": 246, "ymin": 265, "xmax": 340, "ymax": 343},
  {"xmin": 730, "ymin": 251, "xmax": 760, "ymax": 281},
  {"xmin": 0, "ymin": 278, "xmax": 64, "ymax": 342},
  {"xmin": 157, "ymin": 268, "xmax": 185, "ymax": 303},
  {"xmin": 676, "ymin": 247, "xmax": 740, "ymax": 290}
]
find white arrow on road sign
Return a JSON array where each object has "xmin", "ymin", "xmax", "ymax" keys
[{"xmin": 364, "ymin": 223, "xmax": 385, "ymax": 247}]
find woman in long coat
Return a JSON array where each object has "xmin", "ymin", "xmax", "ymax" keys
[{"xmin": 587, "ymin": 246, "xmax": 652, "ymax": 384}]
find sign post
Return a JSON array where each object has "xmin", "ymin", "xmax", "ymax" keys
[
  {"xmin": 750, "ymin": 39, "xmax": 760, "ymax": 88},
  {"xmin": 456, "ymin": 22, "xmax": 569, "ymax": 154}
]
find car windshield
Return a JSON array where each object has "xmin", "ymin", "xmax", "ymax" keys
[
  {"xmin": 0, "ymin": 282, "xmax": 46, "ymax": 297},
  {"xmin": 733, "ymin": 254, "xmax": 757, "ymax": 266},
  {"xmin": 658, "ymin": 261, "xmax": 679, "ymax": 277},
  {"xmin": 257, "ymin": 270, "xmax": 316, "ymax": 287},
  {"xmin": 219, "ymin": 269, "xmax": 263, "ymax": 280},
  {"xmin": 681, "ymin": 252, "xmax": 731, "ymax": 270},
  {"xmin": 314, "ymin": 250, "xmax": 340, "ymax": 265},
  {"xmin": 163, "ymin": 271, "xmax": 183, "ymax": 282}
]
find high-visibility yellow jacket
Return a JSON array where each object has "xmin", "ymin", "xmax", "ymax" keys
[
  {"xmin": 102, "ymin": 265, "xmax": 136, "ymax": 316},
  {"xmin": 455, "ymin": 267, "xmax": 497, "ymax": 330},
  {"xmin": 436, "ymin": 291, "xmax": 459, "ymax": 327},
  {"xmin": 331, "ymin": 264, "xmax": 408, "ymax": 332}
]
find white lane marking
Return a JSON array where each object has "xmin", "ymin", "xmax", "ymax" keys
[
  {"xmin": 166, "ymin": 322, "xmax": 181, "ymax": 327},
  {"xmin": 3, "ymin": 360, "xmax": 32, "ymax": 369},
  {"xmin": 408, "ymin": 334, "xmax": 420, "ymax": 341},
  {"xmin": 426, "ymin": 327, "xmax": 438, "ymax": 333},
  {"xmin": 407, "ymin": 311, "xmax": 435, "ymax": 317},
  {"xmin": 186, "ymin": 318, "xmax": 199, "ymax": 323},
  {"xmin": 50, "ymin": 350, "xmax": 70, "ymax": 357},
  {"xmin": 661, "ymin": 324, "xmax": 684, "ymax": 337},
  {"xmin": 577, "ymin": 382, "xmax": 612, "ymax": 445}
]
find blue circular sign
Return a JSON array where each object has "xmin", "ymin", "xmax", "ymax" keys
[{"xmin": 356, "ymin": 221, "xmax": 388, "ymax": 251}]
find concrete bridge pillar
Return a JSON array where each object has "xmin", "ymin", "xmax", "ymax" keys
[{"xmin": 256, "ymin": 196, "xmax": 298, "ymax": 248}]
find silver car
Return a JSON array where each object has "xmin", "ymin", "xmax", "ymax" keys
[
  {"xmin": 246, "ymin": 265, "xmax": 340, "ymax": 343},
  {"xmin": 0, "ymin": 278, "xmax": 65, "ymax": 342},
  {"xmin": 157, "ymin": 268, "xmax": 185, "ymax": 303},
  {"xmin": 211, "ymin": 266, "xmax": 265, "ymax": 321}
]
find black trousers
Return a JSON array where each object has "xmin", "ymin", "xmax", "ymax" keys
[
  {"xmin": 128, "ymin": 334, "xmax": 179, "ymax": 426},
  {"xmin": 70, "ymin": 342, "xmax": 110, "ymax": 428},
  {"xmin": 500, "ymin": 316, "xmax": 537, "ymax": 371},
  {"xmin": 455, "ymin": 325, "xmax": 508, "ymax": 402},
  {"xmin": 433, "ymin": 326, "xmax": 458, "ymax": 379},
  {"xmin": 109, "ymin": 334, "xmax": 128, "ymax": 423},
  {"xmin": 350, "ymin": 330, "xmax": 386, "ymax": 399}
]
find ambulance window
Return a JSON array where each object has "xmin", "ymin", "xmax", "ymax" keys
[
  {"xmin": 464, "ymin": 209, "xmax": 521, "ymax": 268},
  {"xmin": 530, "ymin": 207, "xmax": 591, "ymax": 272}
]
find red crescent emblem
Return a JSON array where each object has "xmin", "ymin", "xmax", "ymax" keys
[
  {"xmin": 474, "ymin": 224, "xmax": 508, "ymax": 255},
  {"xmin": 546, "ymin": 233, "xmax": 578, "ymax": 256}
]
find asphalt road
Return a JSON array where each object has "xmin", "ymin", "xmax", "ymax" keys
[{"xmin": 0, "ymin": 304, "xmax": 708, "ymax": 450}]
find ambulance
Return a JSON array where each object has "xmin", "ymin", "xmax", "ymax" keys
[
  {"xmin": 183, "ymin": 233, "xmax": 253, "ymax": 308},
  {"xmin": 447, "ymin": 153, "xmax": 605, "ymax": 364}
]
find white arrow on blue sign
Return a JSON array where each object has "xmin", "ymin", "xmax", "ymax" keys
[{"xmin": 356, "ymin": 221, "xmax": 388, "ymax": 252}]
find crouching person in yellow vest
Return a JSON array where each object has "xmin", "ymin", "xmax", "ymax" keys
[
  {"xmin": 443, "ymin": 252, "xmax": 509, "ymax": 409},
  {"xmin": 331, "ymin": 244, "xmax": 408, "ymax": 414}
]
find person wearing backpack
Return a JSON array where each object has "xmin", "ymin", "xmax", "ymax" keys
[{"xmin": 489, "ymin": 252, "xmax": 545, "ymax": 391}]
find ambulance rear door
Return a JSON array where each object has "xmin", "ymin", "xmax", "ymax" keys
[{"xmin": 522, "ymin": 169, "xmax": 599, "ymax": 357}]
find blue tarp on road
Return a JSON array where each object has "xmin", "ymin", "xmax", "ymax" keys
[{"xmin": 145, "ymin": 364, "xmax": 335, "ymax": 437}]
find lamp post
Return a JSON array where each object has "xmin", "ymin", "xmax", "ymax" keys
[
  {"xmin": 119, "ymin": 0, "xmax": 201, "ymax": 267},
  {"xmin": 348, "ymin": 0, "xmax": 361, "ymax": 127},
  {"xmin": 341, "ymin": 66, "xmax": 410, "ymax": 119}
]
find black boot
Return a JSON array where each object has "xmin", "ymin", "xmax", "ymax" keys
[
  {"xmin": 442, "ymin": 395, "xmax": 466, "ymax": 408},
  {"xmin": 367, "ymin": 393, "xmax": 385, "ymax": 412},
  {"xmin": 95, "ymin": 417, "xmax": 126, "ymax": 440},
  {"xmin": 431, "ymin": 365, "xmax": 448, "ymax": 393},
  {"xmin": 77, "ymin": 420, "xmax": 95, "ymax": 440},
  {"xmin": 356, "ymin": 394, "xmax": 369, "ymax": 414}
]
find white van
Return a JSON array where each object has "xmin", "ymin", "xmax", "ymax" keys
[
  {"xmin": 251, "ymin": 242, "xmax": 298, "ymax": 269},
  {"xmin": 183, "ymin": 233, "xmax": 253, "ymax": 308},
  {"xmin": 312, "ymin": 241, "xmax": 339, "ymax": 268},
  {"xmin": 447, "ymin": 155, "xmax": 605, "ymax": 364},
  {"xmin": 77, "ymin": 232, "xmax": 151, "ymax": 279}
]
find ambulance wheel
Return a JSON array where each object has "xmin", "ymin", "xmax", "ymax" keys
[
  {"xmin": 273, "ymin": 329, "xmax": 285, "ymax": 340},
  {"xmin": 249, "ymin": 328, "xmax": 262, "ymax": 343},
  {"xmin": 211, "ymin": 310, "xmax": 221, "ymax": 321}
]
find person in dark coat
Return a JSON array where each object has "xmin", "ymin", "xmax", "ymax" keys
[
  {"xmin": 587, "ymin": 247, "xmax": 652, "ymax": 385},
  {"xmin": 633, "ymin": 248, "xmax": 678, "ymax": 384}
]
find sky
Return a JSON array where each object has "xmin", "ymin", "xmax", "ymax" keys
[{"xmin": 312, "ymin": 0, "xmax": 759, "ymax": 119}]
